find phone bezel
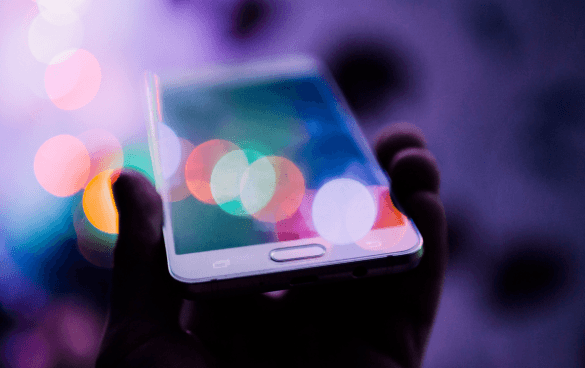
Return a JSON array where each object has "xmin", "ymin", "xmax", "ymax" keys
[{"xmin": 145, "ymin": 55, "xmax": 423, "ymax": 294}]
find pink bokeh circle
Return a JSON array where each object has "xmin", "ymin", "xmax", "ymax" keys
[
  {"xmin": 34, "ymin": 134, "xmax": 90, "ymax": 197},
  {"xmin": 44, "ymin": 49, "xmax": 101, "ymax": 110}
]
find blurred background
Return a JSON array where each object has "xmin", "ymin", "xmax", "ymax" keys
[{"xmin": 0, "ymin": 0, "xmax": 584, "ymax": 366}]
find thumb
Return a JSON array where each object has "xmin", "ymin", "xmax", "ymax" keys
[{"xmin": 98, "ymin": 170, "xmax": 183, "ymax": 366}]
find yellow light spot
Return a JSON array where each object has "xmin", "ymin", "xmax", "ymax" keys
[{"xmin": 82, "ymin": 170, "xmax": 118, "ymax": 234}]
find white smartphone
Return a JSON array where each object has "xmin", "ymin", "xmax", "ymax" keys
[{"xmin": 144, "ymin": 55, "xmax": 423, "ymax": 296}]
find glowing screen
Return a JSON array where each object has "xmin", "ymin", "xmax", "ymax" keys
[{"xmin": 159, "ymin": 75, "xmax": 405, "ymax": 254}]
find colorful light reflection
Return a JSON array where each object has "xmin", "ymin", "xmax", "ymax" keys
[
  {"xmin": 184, "ymin": 139, "xmax": 306, "ymax": 222},
  {"xmin": 251, "ymin": 156, "xmax": 305, "ymax": 223},
  {"xmin": 275, "ymin": 189, "xmax": 319, "ymax": 241},
  {"xmin": 185, "ymin": 139, "xmax": 240, "ymax": 205},
  {"xmin": 370, "ymin": 186, "xmax": 406, "ymax": 229},
  {"xmin": 210, "ymin": 149, "xmax": 249, "ymax": 216},
  {"xmin": 240, "ymin": 156, "xmax": 277, "ymax": 216}
]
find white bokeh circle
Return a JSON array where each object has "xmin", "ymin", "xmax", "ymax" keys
[
  {"xmin": 158, "ymin": 123, "xmax": 182, "ymax": 179},
  {"xmin": 210, "ymin": 150, "xmax": 248, "ymax": 205},
  {"xmin": 28, "ymin": 13, "xmax": 83, "ymax": 64},
  {"xmin": 37, "ymin": 0, "xmax": 89, "ymax": 26},
  {"xmin": 312, "ymin": 178, "xmax": 377, "ymax": 245},
  {"xmin": 240, "ymin": 157, "xmax": 276, "ymax": 215}
]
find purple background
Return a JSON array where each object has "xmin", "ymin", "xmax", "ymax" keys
[{"xmin": 0, "ymin": 0, "xmax": 584, "ymax": 366}]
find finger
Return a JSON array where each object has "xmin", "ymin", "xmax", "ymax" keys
[
  {"xmin": 375, "ymin": 122, "xmax": 427, "ymax": 170},
  {"xmin": 389, "ymin": 147, "xmax": 440, "ymax": 196},
  {"xmin": 98, "ymin": 170, "xmax": 184, "ymax": 366},
  {"xmin": 110, "ymin": 170, "xmax": 180, "ymax": 324},
  {"xmin": 399, "ymin": 190, "xmax": 448, "ymax": 285},
  {"xmin": 361, "ymin": 191, "xmax": 448, "ymax": 368}
]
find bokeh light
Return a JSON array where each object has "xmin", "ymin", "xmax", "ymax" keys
[
  {"xmin": 355, "ymin": 225, "xmax": 408, "ymax": 251},
  {"xmin": 82, "ymin": 169, "xmax": 118, "ymax": 235},
  {"xmin": 210, "ymin": 149, "xmax": 249, "ymax": 216},
  {"xmin": 275, "ymin": 189, "xmax": 319, "ymax": 241},
  {"xmin": 185, "ymin": 140, "xmax": 305, "ymax": 219},
  {"xmin": 166, "ymin": 138, "xmax": 195, "ymax": 202},
  {"xmin": 250, "ymin": 156, "xmax": 305, "ymax": 223},
  {"xmin": 158, "ymin": 122, "xmax": 182, "ymax": 179},
  {"xmin": 44, "ymin": 48, "xmax": 101, "ymax": 110},
  {"xmin": 34, "ymin": 135, "xmax": 90, "ymax": 197},
  {"xmin": 77, "ymin": 129, "xmax": 123, "ymax": 187},
  {"xmin": 73, "ymin": 201, "xmax": 115, "ymax": 268},
  {"xmin": 185, "ymin": 139, "xmax": 240, "ymax": 204},
  {"xmin": 370, "ymin": 186, "xmax": 406, "ymax": 229},
  {"xmin": 312, "ymin": 178, "xmax": 377, "ymax": 245},
  {"xmin": 27, "ymin": 13, "xmax": 82, "ymax": 64},
  {"xmin": 38, "ymin": 298, "xmax": 103, "ymax": 365},
  {"xmin": 123, "ymin": 140, "xmax": 155, "ymax": 182},
  {"xmin": 240, "ymin": 156, "xmax": 277, "ymax": 215},
  {"xmin": 69, "ymin": 61, "xmax": 141, "ymax": 139},
  {"xmin": 3, "ymin": 329, "xmax": 54, "ymax": 368},
  {"xmin": 22, "ymin": 5, "xmax": 40, "ymax": 30},
  {"xmin": 37, "ymin": 0, "xmax": 90, "ymax": 26},
  {"xmin": 58, "ymin": 306, "xmax": 100, "ymax": 357}
]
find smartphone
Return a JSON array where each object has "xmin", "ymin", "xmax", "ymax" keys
[{"xmin": 144, "ymin": 55, "xmax": 423, "ymax": 297}]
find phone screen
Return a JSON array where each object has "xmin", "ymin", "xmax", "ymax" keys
[{"xmin": 156, "ymin": 72, "xmax": 407, "ymax": 256}]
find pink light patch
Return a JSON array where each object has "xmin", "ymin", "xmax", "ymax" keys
[
  {"xmin": 251, "ymin": 156, "xmax": 305, "ymax": 223},
  {"xmin": 34, "ymin": 134, "xmax": 90, "ymax": 197},
  {"xmin": 60, "ymin": 310, "xmax": 100, "ymax": 357},
  {"xmin": 369, "ymin": 186, "xmax": 406, "ymax": 229},
  {"xmin": 44, "ymin": 49, "xmax": 101, "ymax": 110},
  {"xmin": 166, "ymin": 138, "xmax": 195, "ymax": 202},
  {"xmin": 275, "ymin": 189, "xmax": 319, "ymax": 241},
  {"xmin": 77, "ymin": 129, "xmax": 123, "ymax": 186},
  {"xmin": 185, "ymin": 139, "xmax": 240, "ymax": 204}
]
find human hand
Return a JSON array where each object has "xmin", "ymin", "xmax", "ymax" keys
[{"xmin": 96, "ymin": 122, "xmax": 447, "ymax": 368}]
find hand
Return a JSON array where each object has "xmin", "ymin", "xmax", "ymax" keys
[{"xmin": 96, "ymin": 122, "xmax": 447, "ymax": 368}]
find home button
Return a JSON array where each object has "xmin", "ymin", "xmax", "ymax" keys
[{"xmin": 269, "ymin": 244, "xmax": 326, "ymax": 262}]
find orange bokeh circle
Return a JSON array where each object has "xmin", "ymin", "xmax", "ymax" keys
[
  {"xmin": 252, "ymin": 156, "xmax": 305, "ymax": 223},
  {"xmin": 184, "ymin": 139, "xmax": 239, "ymax": 204},
  {"xmin": 82, "ymin": 169, "xmax": 119, "ymax": 234}
]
